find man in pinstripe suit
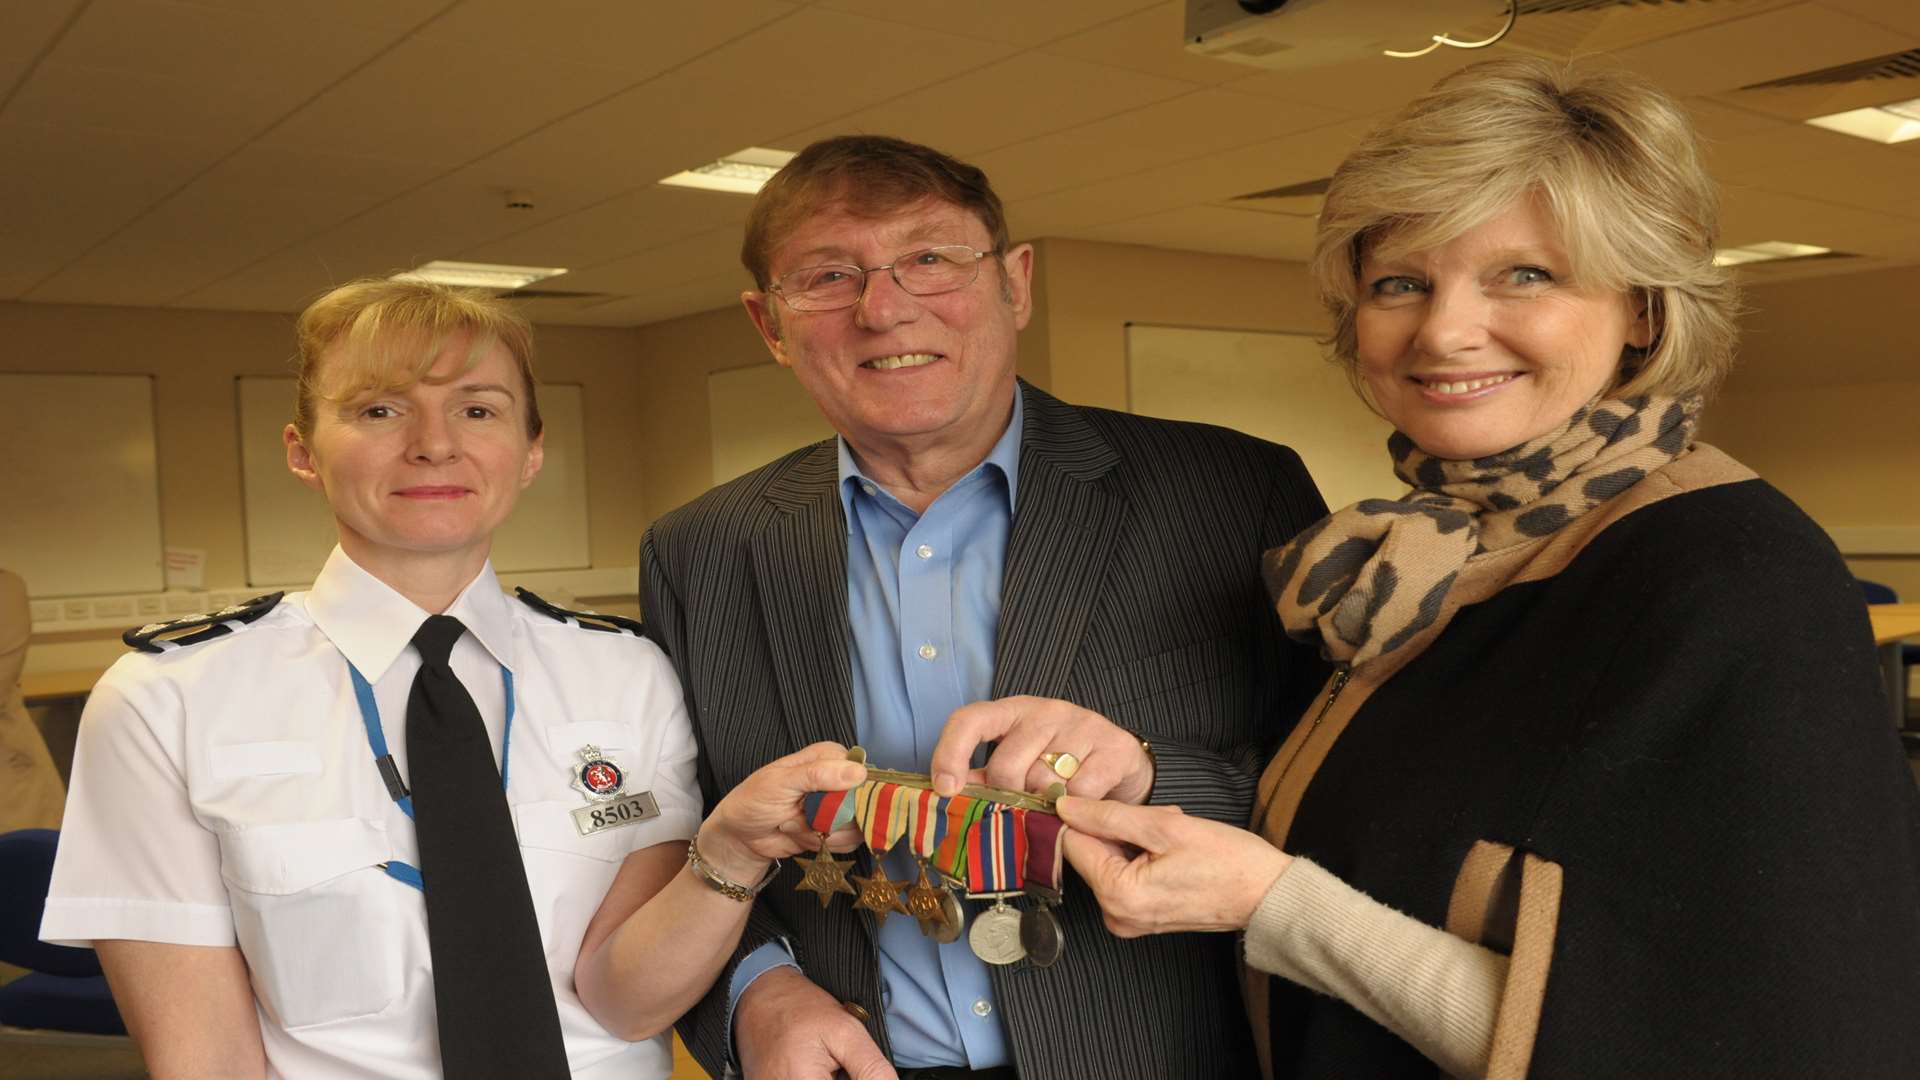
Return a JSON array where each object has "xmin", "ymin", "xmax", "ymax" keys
[{"xmin": 644, "ymin": 136, "xmax": 1328, "ymax": 1080}]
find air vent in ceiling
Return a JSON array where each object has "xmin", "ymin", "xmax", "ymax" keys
[
  {"xmin": 1225, "ymin": 176, "xmax": 1330, "ymax": 218},
  {"xmin": 1232, "ymin": 177, "xmax": 1331, "ymax": 201},
  {"xmin": 499, "ymin": 288, "xmax": 613, "ymax": 301},
  {"xmin": 1742, "ymin": 49, "xmax": 1920, "ymax": 91}
]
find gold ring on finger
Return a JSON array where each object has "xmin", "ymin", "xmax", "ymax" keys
[{"xmin": 1039, "ymin": 751, "xmax": 1081, "ymax": 780}]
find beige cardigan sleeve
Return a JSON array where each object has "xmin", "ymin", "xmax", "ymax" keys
[{"xmin": 1244, "ymin": 857, "xmax": 1507, "ymax": 1079}]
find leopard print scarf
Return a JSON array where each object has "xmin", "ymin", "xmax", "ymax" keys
[{"xmin": 1264, "ymin": 393, "xmax": 1701, "ymax": 668}]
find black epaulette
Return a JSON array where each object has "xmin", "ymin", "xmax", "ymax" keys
[
  {"xmin": 513, "ymin": 587, "xmax": 644, "ymax": 637},
  {"xmin": 123, "ymin": 592, "xmax": 284, "ymax": 654}
]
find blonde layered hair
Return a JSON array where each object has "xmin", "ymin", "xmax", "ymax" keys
[
  {"xmin": 292, "ymin": 278, "xmax": 541, "ymax": 439},
  {"xmin": 1312, "ymin": 56, "xmax": 1737, "ymax": 400}
]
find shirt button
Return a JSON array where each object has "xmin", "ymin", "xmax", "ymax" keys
[
  {"xmin": 918, "ymin": 643, "xmax": 938, "ymax": 661},
  {"xmin": 861, "ymin": 482, "xmax": 878, "ymax": 496},
  {"xmin": 972, "ymin": 999, "xmax": 992, "ymax": 1018},
  {"xmin": 916, "ymin": 544, "xmax": 935, "ymax": 559}
]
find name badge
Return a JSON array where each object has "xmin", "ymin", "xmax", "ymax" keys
[{"xmin": 572, "ymin": 791, "xmax": 660, "ymax": 836}]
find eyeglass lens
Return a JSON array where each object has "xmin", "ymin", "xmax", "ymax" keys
[{"xmin": 778, "ymin": 246, "xmax": 983, "ymax": 310}]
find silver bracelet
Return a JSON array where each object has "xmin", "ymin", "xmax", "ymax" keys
[{"xmin": 686, "ymin": 835, "xmax": 780, "ymax": 902}]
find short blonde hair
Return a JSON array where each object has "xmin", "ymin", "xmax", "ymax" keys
[
  {"xmin": 292, "ymin": 278, "xmax": 540, "ymax": 439},
  {"xmin": 1311, "ymin": 56, "xmax": 1737, "ymax": 400}
]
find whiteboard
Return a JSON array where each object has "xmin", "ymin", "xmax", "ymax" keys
[
  {"xmin": 708, "ymin": 363, "xmax": 834, "ymax": 485},
  {"xmin": 0, "ymin": 374, "xmax": 165, "ymax": 596},
  {"xmin": 1127, "ymin": 325, "xmax": 1400, "ymax": 511},
  {"xmin": 237, "ymin": 378, "xmax": 592, "ymax": 586}
]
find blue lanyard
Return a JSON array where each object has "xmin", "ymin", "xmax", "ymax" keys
[{"xmin": 348, "ymin": 658, "xmax": 515, "ymax": 892}]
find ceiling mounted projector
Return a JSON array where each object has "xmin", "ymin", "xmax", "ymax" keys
[{"xmin": 1185, "ymin": 0, "xmax": 1514, "ymax": 71}]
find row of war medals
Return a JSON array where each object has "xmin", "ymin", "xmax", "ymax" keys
[{"xmin": 796, "ymin": 747, "xmax": 1067, "ymax": 967}]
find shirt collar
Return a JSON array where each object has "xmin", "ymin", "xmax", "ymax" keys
[
  {"xmin": 305, "ymin": 546, "xmax": 518, "ymax": 682},
  {"xmin": 836, "ymin": 390, "xmax": 1023, "ymax": 516}
]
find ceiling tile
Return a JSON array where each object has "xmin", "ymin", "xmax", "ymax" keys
[
  {"xmin": 168, "ymin": 246, "xmax": 352, "ymax": 312},
  {"xmin": 0, "ymin": 0, "xmax": 84, "ymax": 94},
  {"xmin": 1602, "ymin": 3, "xmax": 1899, "ymax": 98},
  {"xmin": 1721, "ymin": 183, "xmax": 1920, "ymax": 258},
  {"xmin": 261, "ymin": 37, "xmax": 643, "ymax": 167},
  {"xmin": 460, "ymin": 187, "xmax": 752, "ymax": 271},
  {"xmin": 565, "ymin": 226, "xmax": 746, "ymax": 293},
  {"xmin": 1811, "ymin": 0, "xmax": 1920, "ymax": 37},
  {"xmin": 1507, "ymin": 0, "xmax": 1801, "ymax": 58},
  {"xmin": 1709, "ymin": 125, "xmax": 1920, "ymax": 219},
  {"xmin": 972, "ymin": 88, "xmax": 1345, "ymax": 202},
  {"xmin": 550, "ymin": 272, "xmax": 744, "ymax": 328},
  {"xmin": 1223, "ymin": 46, "xmax": 1488, "ymax": 115},
  {"xmin": 1075, "ymin": 205, "xmax": 1318, "ymax": 261},
  {"xmin": 777, "ymin": 52, "xmax": 1202, "ymax": 158},
  {"xmin": 160, "ymin": 0, "xmax": 448, "ymax": 35},
  {"xmin": 1681, "ymin": 97, "xmax": 1796, "ymax": 143},
  {"xmin": 45, "ymin": 0, "xmax": 402, "ymax": 85},
  {"xmin": 24, "ymin": 147, "xmax": 450, "ymax": 306},
  {"xmin": 0, "ymin": 120, "xmax": 226, "ymax": 296},
  {"xmin": 8, "ymin": 61, "xmax": 299, "ymax": 143},
  {"xmin": 1000, "ymin": 113, "xmax": 1367, "ymax": 241},
  {"xmin": 1040, "ymin": 3, "xmax": 1248, "ymax": 86},
  {"xmin": 810, "ymin": 0, "xmax": 1158, "ymax": 48},
  {"xmin": 416, "ymin": 0, "xmax": 801, "ymax": 70},
  {"xmin": 474, "ymin": 7, "xmax": 1016, "ymax": 196}
]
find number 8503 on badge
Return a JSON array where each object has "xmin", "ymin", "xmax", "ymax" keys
[{"xmin": 569, "ymin": 744, "xmax": 659, "ymax": 836}]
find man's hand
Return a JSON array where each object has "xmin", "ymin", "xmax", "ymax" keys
[
  {"xmin": 734, "ymin": 967, "xmax": 897, "ymax": 1080},
  {"xmin": 1055, "ymin": 795, "xmax": 1290, "ymax": 937},
  {"xmin": 929, "ymin": 696, "xmax": 1154, "ymax": 804}
]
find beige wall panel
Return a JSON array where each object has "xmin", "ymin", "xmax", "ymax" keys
[
  {"xmin": 631, "ymin": 306, "xmax": 771, "ymax": 528},
  {"xmin": 1032, "ymin": 238, "xmax": 1326, "ymax": 413},
  {"xmin": 1127, "ymin": 325, "xmax": 1394, "ymax": 509},
  {"xmin": 708, "ymin": 364, "xmax": 835, "ymax": 486},
  {"xmin": 1707, "ymin": 265, "xmax": 1920, "ymax": 596},
  {"xmin": 0, "ymin": 303, "xmax": 646, "ymax": 592},
  {"xmin": 1704, "ymin": 378, "xmax": 1920, "ymax": 596}
]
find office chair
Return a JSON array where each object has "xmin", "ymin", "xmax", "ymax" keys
[
  {"xmin": 1858, "ymin": 579, "xmax": 1919, "ymax": 724},
  {"xmin": 0, "ymin": 828, "xmax": 128, "ymax": 1039}
]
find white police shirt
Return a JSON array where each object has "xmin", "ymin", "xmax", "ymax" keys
[{"xmin": 43, "ymin": 547, "xmax": 701, "ymax": 1079}]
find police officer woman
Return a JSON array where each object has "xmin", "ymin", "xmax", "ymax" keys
[{"xmin": 42, "ymin": 279, "xmax": 864, "ymax": 1079}]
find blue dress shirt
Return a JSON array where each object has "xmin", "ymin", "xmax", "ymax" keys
[{"xmin": 726, "ymin": 394, "xmax": 1023, "ymax": 1069}]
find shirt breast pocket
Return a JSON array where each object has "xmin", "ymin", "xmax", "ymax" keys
[
  {"xmin": 218, "ymin": 818, "xmax": 402, "ymax": 1030},
  {"xmin": 513, "ymin": 800, "xmax": 643, "ymax": 863}
]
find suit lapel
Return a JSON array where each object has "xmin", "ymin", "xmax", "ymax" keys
[
  {"xmin": 750, "ymin": 442, "xmax": 858, "ymax": 751},
  {"xmin": 992, "ymin": 383, "xmax": 1126, "ymax": 699}
]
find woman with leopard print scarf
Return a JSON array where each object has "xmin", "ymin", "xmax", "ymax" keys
[{"xmin": 1032, "ymin": 57, "xmax": 1919, "ymax": 1079}]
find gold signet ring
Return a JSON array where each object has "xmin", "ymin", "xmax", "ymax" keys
[{"xmin": 1039, "ymin": 751, "xmax": 1081, "ymax": 780}]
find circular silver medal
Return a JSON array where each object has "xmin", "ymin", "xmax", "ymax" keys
[
  {"xmin": 968, "ymin": 901, "xmax": 1026, "ymax": 965},
  {"xmin": 1019, "ymin": 905, "xmax": 1064, "ymax": 968}
]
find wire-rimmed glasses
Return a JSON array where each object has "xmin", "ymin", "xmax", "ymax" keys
[{"xmin": 768, "ymin": 245, "xmax": 992, "ymax": 311}]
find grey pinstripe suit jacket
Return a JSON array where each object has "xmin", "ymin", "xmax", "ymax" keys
[{"xmin": 645, "ymin": 382, "xmax": 1328, "ymax": 1079}]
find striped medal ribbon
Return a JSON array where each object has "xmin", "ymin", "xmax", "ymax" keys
[
  {"xmin": 966, "ymin": 805, "xmax": 1029, "ymax": 895},
  {"xmin": 933, "ymin": 794, "xmax": 988, "ymax": 881},
  {"xmin": 800, "ymin": 784, "xmax": 862, "ymax": 835},
  {"xmin": 858, "ymin": 781, "xmax": 912, "ymax": 854}
]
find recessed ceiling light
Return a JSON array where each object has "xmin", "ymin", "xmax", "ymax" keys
[
  {"xmin": 659, "ymin": 147, "xmax": 797, "ymax": 195},
  {"xmin": 1712, "ymin": 241, "xmax": 1832, "ymax": 267},
  {"xmin": 1805, "ymin": 98, "xmax": 1920, "ymax": 144},
  {"xmin": 389, "ymin": 260, "xmax": 568, "ymax": 290}
]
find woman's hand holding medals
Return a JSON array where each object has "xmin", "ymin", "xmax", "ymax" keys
[
  {"xmin": 697, "ymin": 742, "xmax": 867, "ymax": 888},
  {"xmin": 1055, "ymin": 797, "xmax": 1292, "ymax": 937}
]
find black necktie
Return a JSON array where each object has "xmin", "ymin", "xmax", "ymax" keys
[{"xmin": 405, "ymin": 614, "xmax": 570, "ymax": 1078}]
